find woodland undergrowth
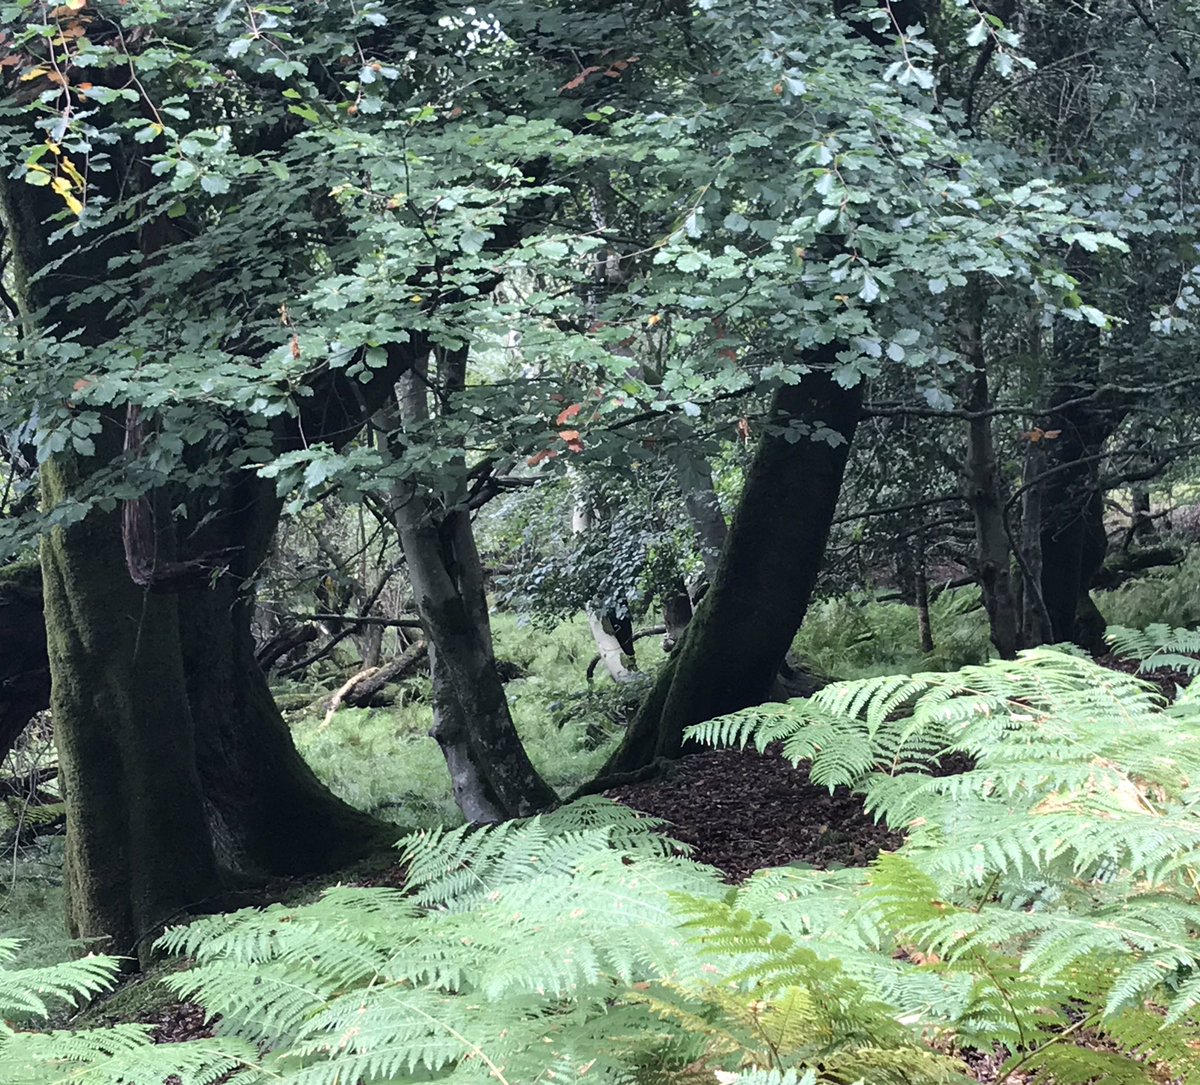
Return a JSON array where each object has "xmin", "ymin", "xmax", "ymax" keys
[{"xmin": 3, "ymin": 650, "xmax": 1200, "ymax": 1083}]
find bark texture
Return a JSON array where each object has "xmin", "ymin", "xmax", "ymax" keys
[
  {"xmin": 381, "ymin": 358, "xmax": 556, "ymax": 821},
  {"xmin": 963, "ymin": 351, "xmax": 1020, "ymax": 658},
  {"xmin": 179, "ymin": 476, "xmax": 392, "ymax": 873},
  {"xmin": 1036, "ymin": 320, "xmax": 1117, "ymax": 652},
  {"xmin": 1, "ymin": 151, "xmax": 397, "ymax": 963},
  {"xmin": 41, "ymin": 439, "xmax": 221, "ymax": 963},
  {"xmin": 597, "ymin": 365, "xmax": 862, "ymax": 778}
]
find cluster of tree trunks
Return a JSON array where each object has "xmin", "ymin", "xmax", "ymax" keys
[{"xmin": 1, "ymin": 166, "xmax": 400, "ymax": 963}]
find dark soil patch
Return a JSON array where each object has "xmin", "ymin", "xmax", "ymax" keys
[
  {"xmin": 1093, "ymin": 652, "xmax": 1194, "ymax": 701},
  {"xmin": 150, "ymin": 1000, "xmax": 215, "ymax": 1045},
  {"xmin": 607, "ymin": 746, "xmax": 903, "ymax": 880}
]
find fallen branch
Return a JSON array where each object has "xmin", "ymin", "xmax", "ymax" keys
[
  {"xmin": 585, "ymin": 626, "xmax": 666, "ymax": 683},
  {"xmin": 322, "ymin": 640, "xmax": 429, "ymax": 726},
  {"xmin": 256, "ymin": 624, "xmax": 318, "ymax": 673}
]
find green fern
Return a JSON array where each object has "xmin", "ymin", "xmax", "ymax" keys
[
  {"xmin": 1106, "ymin": 622, "xmax": 1200, "ymax": 677},
  {"xmin": 13, "ymin": 652, "xmax": 1200, "ymax": 1084},
  {"xmin": 0, "ymin": 937, "xmax": 259, "ymax": 1085},
  {"xmin": 690, "ymin": 650, "xmax": 1200, "ymax": 1082}
]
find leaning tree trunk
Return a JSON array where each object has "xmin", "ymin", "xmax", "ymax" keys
[
  {"xmin": 0, "ymin": 560, "xmax": 49, "ymax": 765},
  {"xmin": 179, "ymin": 474, "xmax": 393, "ymax": 872},
  {"xmin": 393, "ymin": 498, "xmax": 557, "ymax": 820},
  {"xmin": 41, "ymin": 435, "xmax": 222, "ymax": 965},
  {"xmin": 380, "ymin": 357, "xmax": 556, "ymax": 822},
  {"xmin": 594, "ymin": 364, "xmax": 862, "ymax": 780}
]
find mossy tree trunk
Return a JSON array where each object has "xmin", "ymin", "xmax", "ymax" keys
[
  {"xmin": 178, "ymin": 474, "xmax": 393, "ymax": 871},
  {"xmin": 41, "ymin": 431, "xmax": 222, "ymax": 965},
  {"xmin": 595, "ymin": 364, "xmax": 862, "ymax": 779},
  {"xmin": 1, "ymin": 152, "xmax": 395, "ymax": 964},
  {"xmin": 3, "ymin": 168, "xmax": 223, "ymax": 963}
]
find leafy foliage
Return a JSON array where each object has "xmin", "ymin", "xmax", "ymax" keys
[
  {"xmin": 1106, "ymin": 622, "xmax": 1200, "ymax": 678},
  {"xmin": 8, "ymin": 653, "xmax": 1200, "ymax": 1083}
]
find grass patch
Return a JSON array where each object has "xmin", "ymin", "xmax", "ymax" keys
[{"xmin": 291, "ymin": 614, "xmax": 635, "ymax": 829}]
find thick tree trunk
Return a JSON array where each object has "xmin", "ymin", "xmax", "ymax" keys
[
  {"xmin": 1036, "ymin": 321, "xmax": 1116, "ymax": 652},
  {"xmin": 179, "ymin": 476, "xmax": 393, "ymax": 872},
  {"xmin": 0, "ymin": 110, "xmax": 407, "ymax": 963},
  {"xmin": 0, "ymin": 484, "xmax": 387, "ymax": 879},
  {"xmin": 2, "ymin": 171, "xmax": 225, "ymax": 964},
  {"xmin": 41, "ymin": 439, "xmax": 221, "ymax": 965},
  {"xmin": 0, "ymin": 560, "xmax": 49, "ymax": 765},
  {"xmin": 595, "ymin": 365, "xmax": 861, "ymax": 779}
]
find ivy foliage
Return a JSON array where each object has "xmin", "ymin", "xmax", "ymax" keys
[{"xmin": 5, "ymin": 653, "xmax": 1200, "ymax": 1082}]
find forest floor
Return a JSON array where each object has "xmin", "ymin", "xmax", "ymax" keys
[
  {"xmin": 67, "ymin": 651, "xmax": 1198, "ymax": 1082},
  {"xmin": 608, "ymin": 745, "xmax": 902, "ymax": 879}
]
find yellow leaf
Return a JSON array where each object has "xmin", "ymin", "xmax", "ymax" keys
[
  {"xmin": 50, "ymin": 176, "xmax": 83, "ymax": 215},
  {"xmin": 19, "ymin": 66, "xmax": 49, "ymax": 82},
  {"xmin": 60, "ymin": 156, "xmax": 85, "ymax": 188}
]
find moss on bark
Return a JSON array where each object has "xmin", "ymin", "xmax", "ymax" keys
[
  {"xmin": 179, "ymin": 475, "xmax": 394, "ymax": 871},
  {"xmin": 41, "ymin": 438, "xmax": 221, "ymax": 964},
  {"xmin": 597, "ymin": 367, "xmax": 862, "ymax": 779}
]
